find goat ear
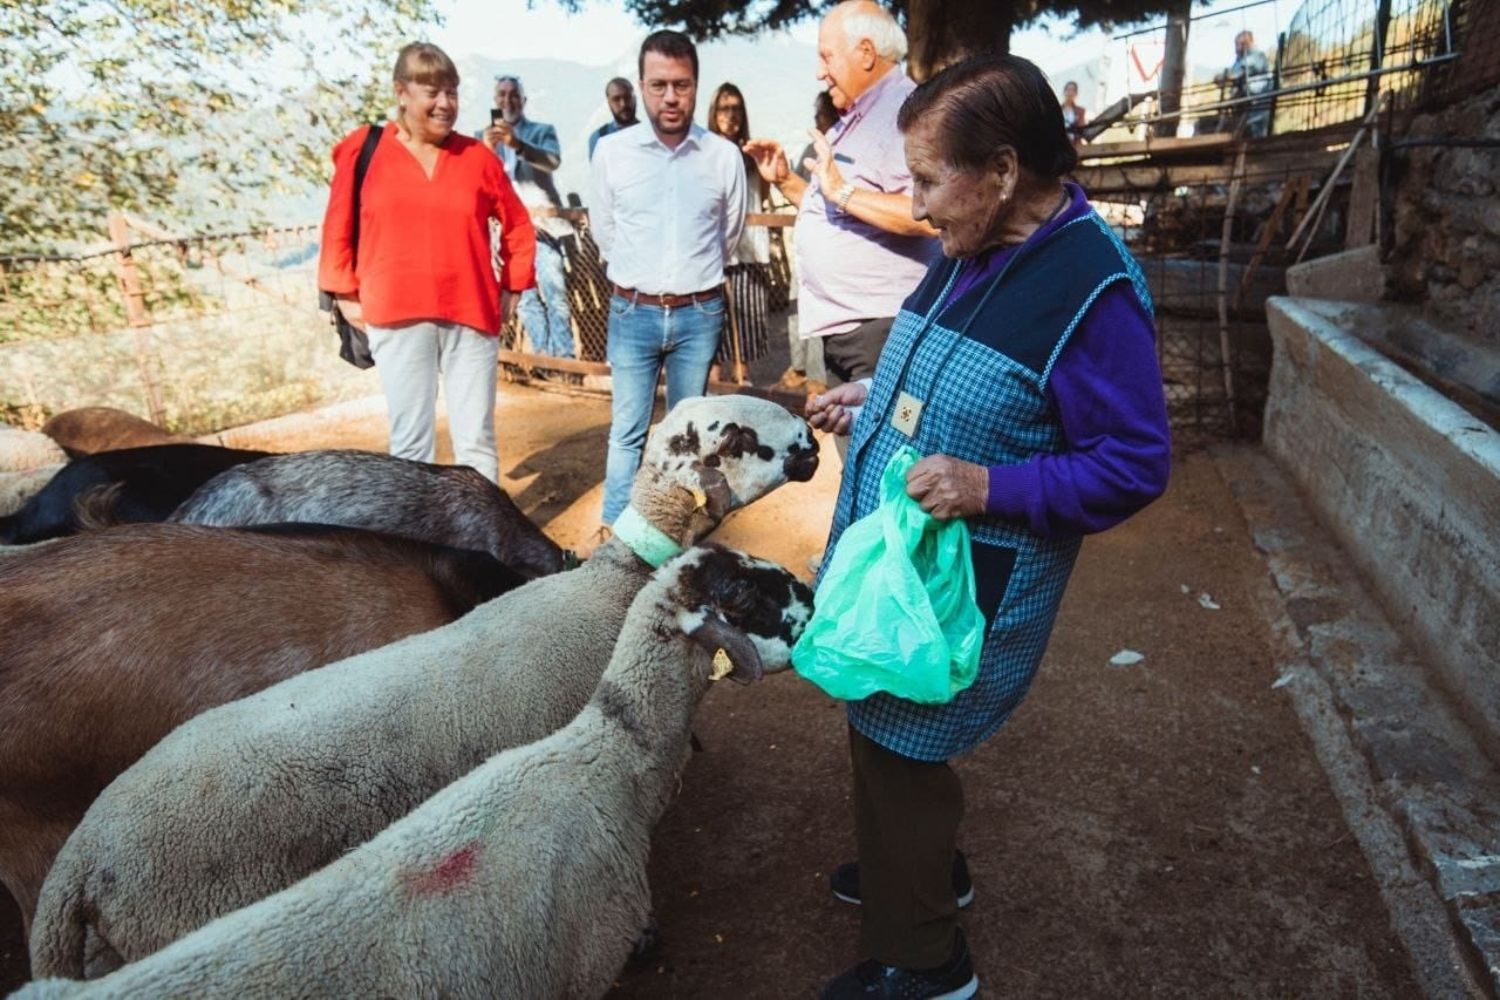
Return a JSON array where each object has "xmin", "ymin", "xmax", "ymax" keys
[
  {"xmin": 688, "ymin": 612, "xmax": 764, "ymax": 685},
  {"xmin": 689, "ymin": 464, "xmax": 735, "ymax": 522}
]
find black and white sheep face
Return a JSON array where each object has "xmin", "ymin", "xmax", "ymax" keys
[
  {"xmin": 668, "ymin": 546, "xmax": 814, "ymax": 683},
  {"xmin": 645, "ymin": 396, "xmax": 819, "ymax": 518}
]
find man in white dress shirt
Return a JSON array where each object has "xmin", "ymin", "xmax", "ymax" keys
[{"xmin": 589, "ymin": 29, "xmax": 747, "ymax": 530}]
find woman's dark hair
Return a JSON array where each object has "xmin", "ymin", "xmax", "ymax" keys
[
  {"xmin": 897, "ymin": 53, "xmax": 1077, "ymax": 178},
  {"xmin": 708, "ymin": 82, "xmax": 751, "ymax": 144},
  {"xmin": 638, "ymin": 29, "xmax": 699, "ymax": 81}
]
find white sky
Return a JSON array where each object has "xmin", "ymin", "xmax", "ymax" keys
[{"xmin": 432, "ymin": 0, "xmax": 1295, "ymax": 83}]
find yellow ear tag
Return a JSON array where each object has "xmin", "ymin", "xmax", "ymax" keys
[
  {"xmin": 690, "ymin": 487, "xmax": 709, "ymax": 511},
  {"xmin": 709, "ymin": 648, "xmax": 735, "ymax": 681}
]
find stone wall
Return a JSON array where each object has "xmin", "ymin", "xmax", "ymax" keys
[
  {"xmin": 1264, "ymin": 296, "xmax": 1500, "ymax": 747},
  {"xmin": 1388, "ymin": 83, "xmax": 1500, "ymax": 353}
]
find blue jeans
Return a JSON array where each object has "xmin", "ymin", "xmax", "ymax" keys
[
  {"xmin": 600, "ymin": 292, "xmax": 724, "ymax": 523},
  {"xmin": 518, "ymin": 238, "xmax": 574, "ymax": 358}
]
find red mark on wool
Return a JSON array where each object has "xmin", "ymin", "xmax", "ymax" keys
[{"xmin": 404, "ymin": 841, "xmax": 482, "ymax": 896}]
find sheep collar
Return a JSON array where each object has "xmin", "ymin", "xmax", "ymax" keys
[{"xmin": 612, "ymin": 505, "xmax": 684, "ymax": 568}]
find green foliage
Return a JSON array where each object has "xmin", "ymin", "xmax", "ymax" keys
[
  {"xmin": 0, "ymin": 0, "xmax": 440, "ymax": 254},
  {"xmin": 0, "ymin": 254, "xmax": 205, "ymax": 345}
]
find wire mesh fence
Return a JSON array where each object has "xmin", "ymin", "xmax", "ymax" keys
[
  {"xmin": 0, "ymin": 213, "xmax": 800, "ymax": 434},
  {"xmin": 494, "ymin": 208, "xmax": 794, "ymax": 378},
  {"xmin": 1091, "ymin": 155, "xmax": 1328, "ymax": 439},
  {"xmin": 0, "ymin": 222, "xmax": 376, "ymax": 433},
  {"xmin": 1104, "ymin": 0, "xmax": 1464, "ymax": 140}
]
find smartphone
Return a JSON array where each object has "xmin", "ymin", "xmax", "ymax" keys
[{"xmin": 490, "ymin": 109, "xmax": 504, "ymax": 126}]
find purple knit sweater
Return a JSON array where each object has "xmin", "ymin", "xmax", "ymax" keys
[{"xmin": 944, "ymin": 183, "xmax": 1171, "ymax": 537}]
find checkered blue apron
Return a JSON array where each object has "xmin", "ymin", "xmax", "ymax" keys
[{"xmin": 824, "ymin": 212, "xmax": 1152, "ymax": 761}]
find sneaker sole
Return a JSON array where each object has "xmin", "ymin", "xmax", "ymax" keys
[
  {"xmin": 830, "ymin": 888, "xmax": 976, "ymax": 909},
  {"xmin": 932, "ymin": 974, "xmax": 979, "ymax": 1000}
]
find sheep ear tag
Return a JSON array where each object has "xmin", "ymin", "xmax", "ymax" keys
[
  {"xmin": 709, "ymin": 648, "xmax": 735, "ymax": 682},
  {"xmin": 690, "ymin": 487, "xmax": 708, "ymax": 511}
]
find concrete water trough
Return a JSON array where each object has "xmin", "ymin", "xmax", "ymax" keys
[{"xmin": 1263, "ymin": 294, "xmax": 1500, "ymax": 748}]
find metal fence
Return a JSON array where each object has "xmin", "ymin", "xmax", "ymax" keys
[
  {"xmin": 0, "ymin": 199, "xmax": 1296, "ymax": 442},
  {"xmin": 1087, "ymin": 151, "xmax": 1334, "ymax": 439},
  {"xmin": 0, "ymin": 212, "xmax": 798, "ymax": 433},
  {"xmin": 0, "ymin": 218, "xmax": 370, "ymax": 433},
  {"xmin": 1108, "ymin": 0, "xmax": 1464, "ymax": 139},
  {"xmin": 495, "ymin": 208, "xmax": 794, "ymax": 382}
]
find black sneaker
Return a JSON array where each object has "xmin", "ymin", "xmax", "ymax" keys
[
  {"xmin": 830, "ymin": 851, "xmax": 974, "ymax": 908},
  {"xmin": 820, "ymin": 928, "xmax": 979, "ymax": 999}
]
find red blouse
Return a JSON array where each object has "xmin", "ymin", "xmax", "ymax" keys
[{"xmin": 317, "ymin": 122, "xmax": 537, "ymax": 335}]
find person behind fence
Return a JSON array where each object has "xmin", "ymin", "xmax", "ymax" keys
[
  {"xmin": 588, "ymin": 77, "xmax": 640, "ymax": 160},
  {"xmin": 482, "ymin": 74, "xmax": 575, "ymax": 359},
  {"xmin": 318, "ymin": 42, "xmax": 536, "ymax": 485},
  {"xmin": 1214, "ymin": 30, "xmax": 1273, "ymax": 137},
  {"xmin": 743, "ymin": 1, "xmax": 939, "ymax": 459},
  {"xmin": 588, "ymin": 29, "xmax": 747, "ymax": 536},
  {"xmin": 805, "ymin": 53, "xmax": 1170, "ymax": 999},
  {"xmin": 1060, "ymin": 79, "xmax": 1087, "ymax": 142},
  {"xmin": 706, "ymin": 81, "xmax": 772, "ymax": 382}
]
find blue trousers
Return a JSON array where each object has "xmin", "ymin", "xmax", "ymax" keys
[
  {"xmin": 517, "ymin": 238, "xmax": 574, "ymax": 358},
  {"xmin": 600, "ymin": 292, "xmax": 724, "ymax": 524}
]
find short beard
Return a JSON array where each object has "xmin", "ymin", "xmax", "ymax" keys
[
  {"xmin": 499, "ymin": 108, "xmax": 522, "ymax": 125},
  {"xmin": 648, "ymin": 110, "xmax": 690, "ymax": 137}
]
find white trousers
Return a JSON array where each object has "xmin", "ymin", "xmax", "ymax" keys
[{"xmin": 366, "ymin": 320, "xmax": 500, "ymax": 483}]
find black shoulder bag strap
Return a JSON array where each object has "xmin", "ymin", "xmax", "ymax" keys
[
  {"xmin": 325, "ymin": 124, "xmax": 385, "ymax": 368},
  {"xmin": 349, "ymin": 122, "xmax": 384, "ymax": 262},
  {"xmin": 321, "ymin": 123, "xmax": 384, "ymax": 313}
]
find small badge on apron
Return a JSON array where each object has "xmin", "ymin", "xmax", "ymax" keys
[{"xmin": 892, "ymin": 391, "xmax": 924, "ymax": 438}]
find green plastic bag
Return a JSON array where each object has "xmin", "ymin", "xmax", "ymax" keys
[{"xmin": 793, "ymin": 446, "xmax": 985, "ymax": 705}]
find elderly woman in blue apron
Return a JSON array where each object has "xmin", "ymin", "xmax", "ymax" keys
[{"xmin": 810, "ymin": 54, "xmax": 1171, "ymax": 1000}]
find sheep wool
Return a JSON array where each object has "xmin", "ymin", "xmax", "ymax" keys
[
  {"xmin": 30, "ymin": 394, "xmax": 818, "ymax": 980},
  {"xmin": 16, "ymin": 545, "xmax": 814, "ymax": 1000}
]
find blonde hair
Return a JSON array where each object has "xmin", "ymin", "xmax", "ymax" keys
[{"xmin": 393, "ymin": 42, "xmax": 459, "ymax": 90}]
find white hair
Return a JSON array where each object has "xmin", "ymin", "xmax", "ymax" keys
[{"xmin": 837, "ymin": 2, "xmax": 907, "ymax": 64}]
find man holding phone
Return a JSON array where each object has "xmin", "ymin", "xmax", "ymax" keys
[{"xmin": 480, "ymin": 75, "xmax": 575, "ymax": 359}]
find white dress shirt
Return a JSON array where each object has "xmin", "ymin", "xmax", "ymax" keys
[{"xmin": 588, "ymin": 122, "xmax": 747, "ymax": 295}]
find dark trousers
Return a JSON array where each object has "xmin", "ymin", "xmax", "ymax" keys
[
  {"xmin": 823, "ymin": 316, "xmax": 894, "ymax": 461},
  {"xmin": 822, "ymin": 316, "xmax": 894, "ymax": 387},
  {"xmin": 849, "ymin": 725, "xmax": 964, "ymax": 968}
]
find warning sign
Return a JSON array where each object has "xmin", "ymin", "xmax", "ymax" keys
[{"xmin": 1128, "ymin": 41, "xmax": 1166, "ymax": 88}]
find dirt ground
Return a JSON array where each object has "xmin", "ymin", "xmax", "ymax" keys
[{"xmin": 0, "ymin": 381, "xmax": 1421, "ymax": 997}]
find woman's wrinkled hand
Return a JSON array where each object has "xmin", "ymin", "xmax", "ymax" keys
[
  {"xmin": 906, "ymin": 454, "xmax": 989, "ymax": 520},
  {"xmin": 806, "ymin": 381, "xmax": 868, "ymax": 436},
  {"xmin": 334, "ymin": 292, "xmax": 366, "ymax": 332}
]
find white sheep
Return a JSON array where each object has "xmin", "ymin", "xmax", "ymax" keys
[
  {"xmin": 30, "ymin": 393, "xmax": 819, "ymax": 979},
  {"xmin": 0, "ymin": 428, "xmax": 66, "ymax": 473},
  {"xmin": 0, "ymin": 465, "xmax": 61, "ymax": 519},
  {"xmin": 14, "ymin": 544, "xmax": 811, "ymax": 1000}
]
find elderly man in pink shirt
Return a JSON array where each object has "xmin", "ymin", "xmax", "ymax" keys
[{"xmin": 745, "ymin": 0, "xmax": 939, "ymax": 430}]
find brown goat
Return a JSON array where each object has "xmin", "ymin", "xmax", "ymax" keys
[
  {"xmin": 40, "ymin": 407, "xmax": 182, "ymax": 457},
  {"xmin": 0, "ymin": 522, "xmax": 526, "ymax": 935}
]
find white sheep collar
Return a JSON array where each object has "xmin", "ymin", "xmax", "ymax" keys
[{"xmin": 612, "ymin": 505, "xmax": 684, "ymax": 568}]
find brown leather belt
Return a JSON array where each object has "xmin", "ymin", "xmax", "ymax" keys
[{"xmin": 612, "ymin": 284, "xmax": 723, "ymax": 308}]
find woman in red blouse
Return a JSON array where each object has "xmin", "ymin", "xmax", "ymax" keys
[{"xmin": 318, "ymin": 42, "xmax": 536, "ymax": 483}]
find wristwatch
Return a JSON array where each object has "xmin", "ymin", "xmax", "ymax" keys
[{"xmin": 834, "ymin": 182, "xmax": 857, "ymax": 213}]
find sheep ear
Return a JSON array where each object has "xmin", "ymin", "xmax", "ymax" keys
[
  {"xmin": 688, "ymin": 613, "xmax": 764, "ymax": 685},
  {"xmin": 689, "ymin": 465, "xmax": 735, "ymax": 522}
]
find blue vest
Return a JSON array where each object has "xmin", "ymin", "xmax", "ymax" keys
[{"xmin": 828, "ymin": 210, "xmax": 1152, "ymax": 761}]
